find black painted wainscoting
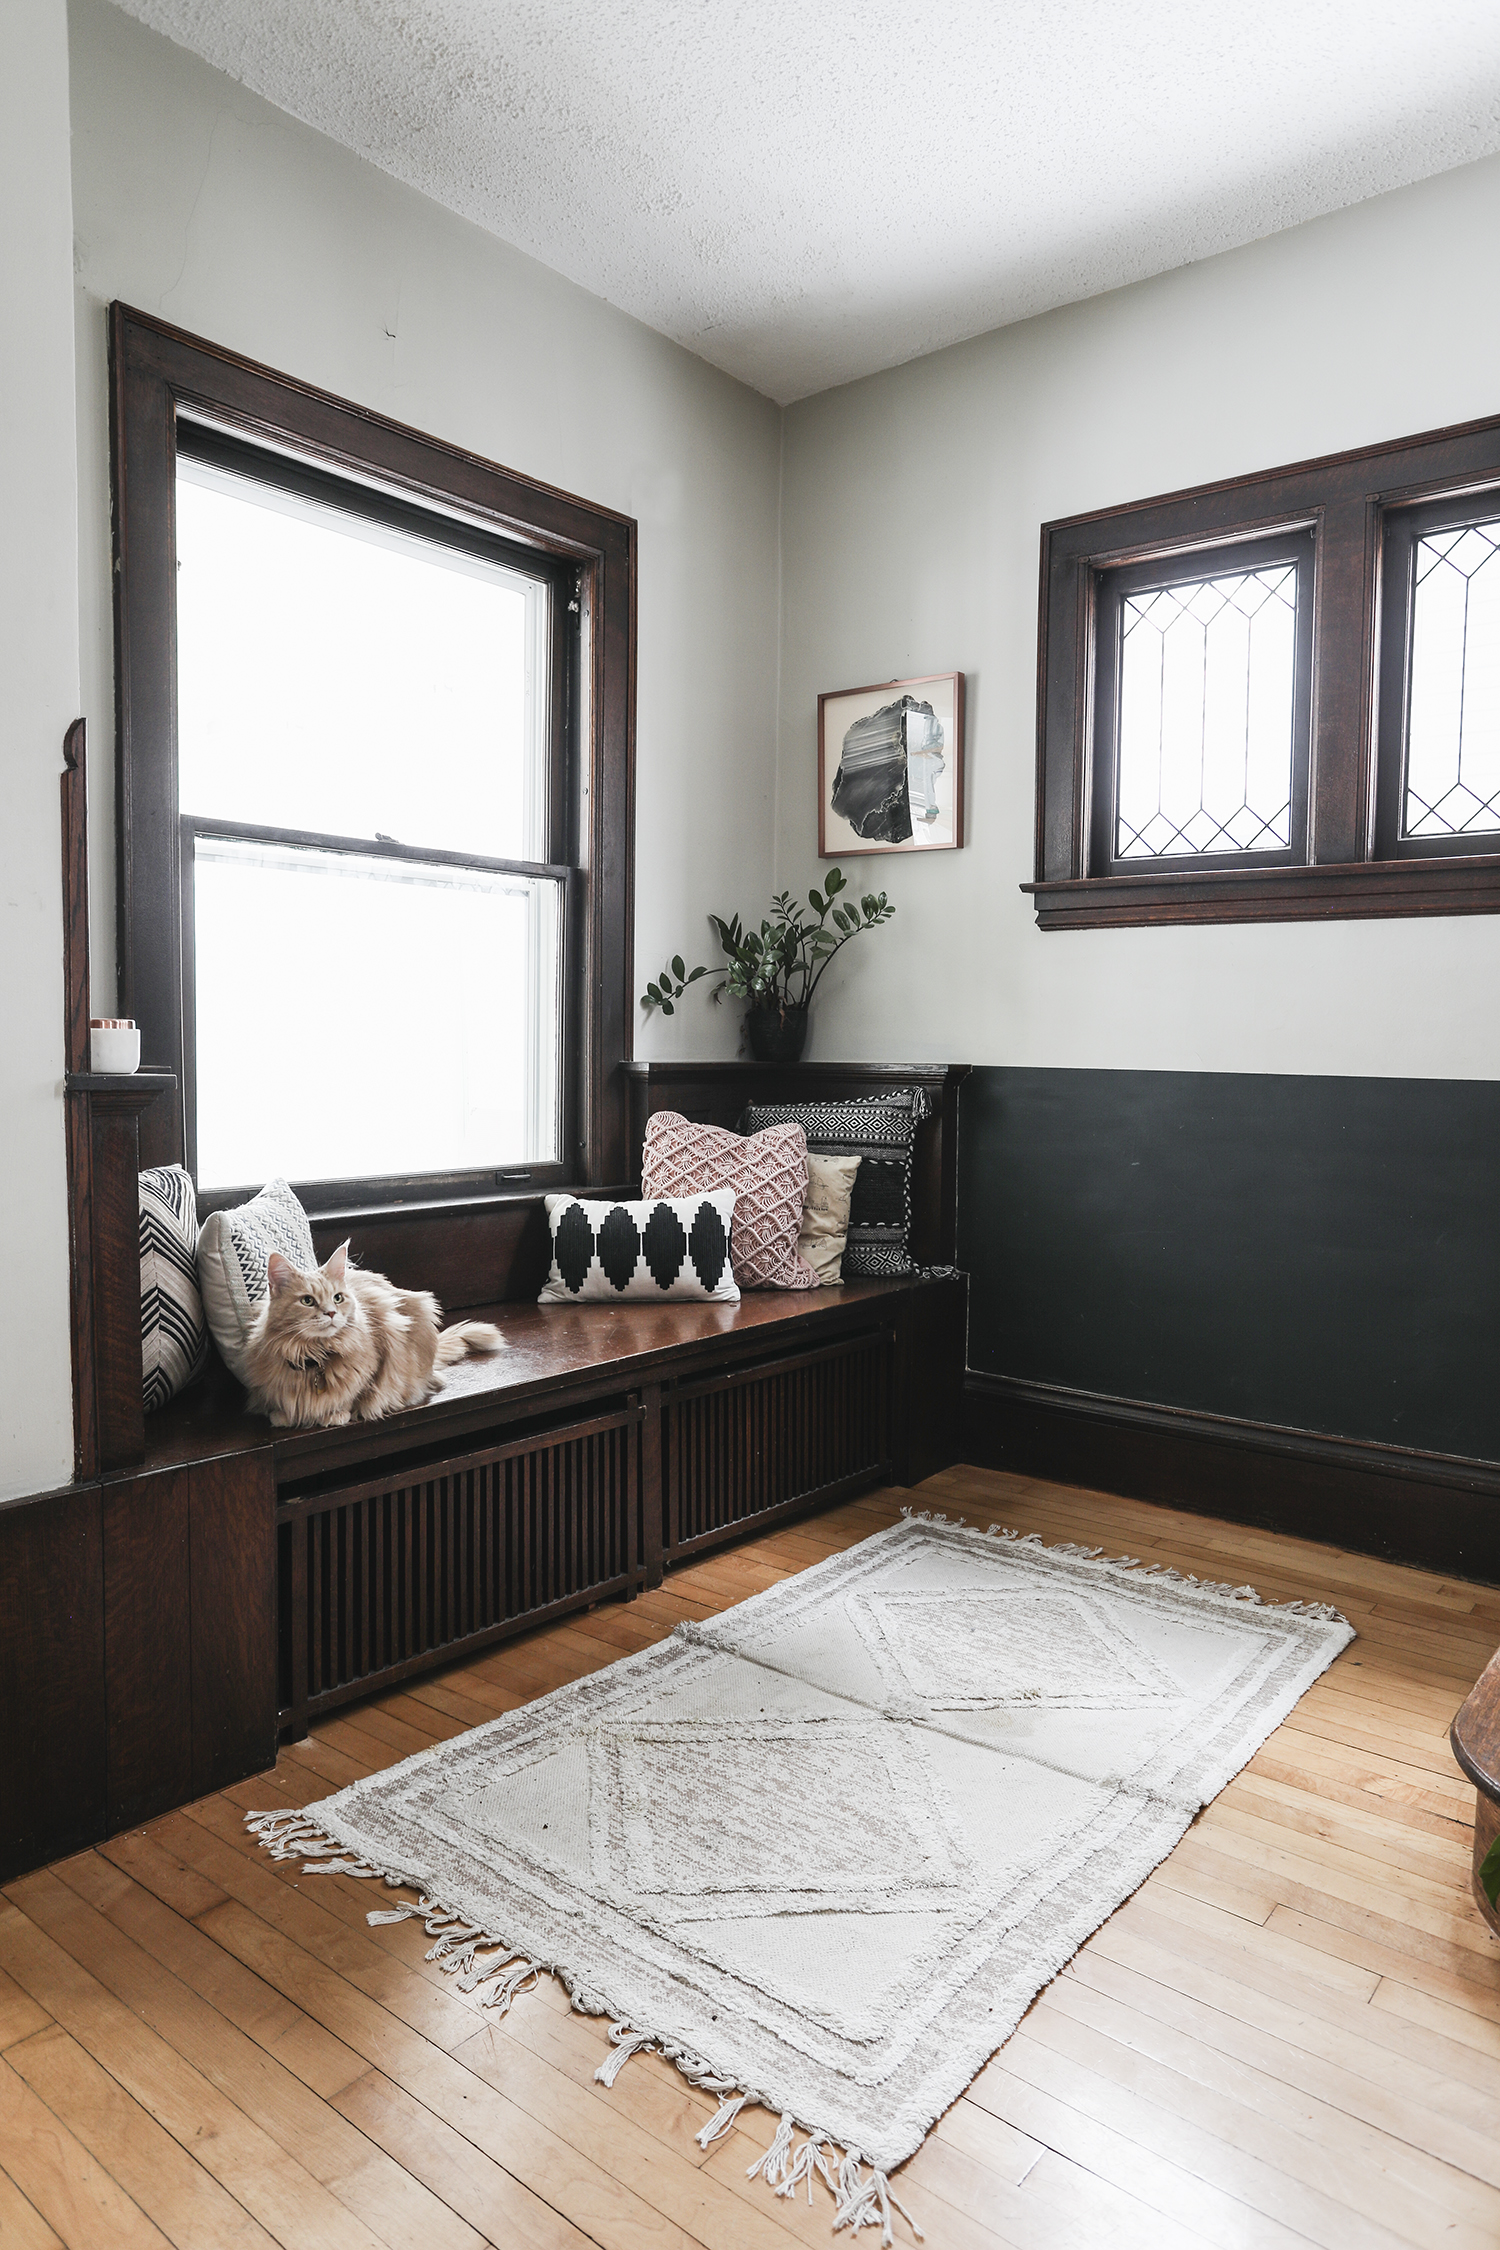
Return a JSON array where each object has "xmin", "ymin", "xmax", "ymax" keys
[{"xmin": 957, "ymin": 1067, "xmax": 1500, "ymax": 1581}]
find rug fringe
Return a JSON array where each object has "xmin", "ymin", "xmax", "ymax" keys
[
  {"xmin": 695, "ymin": 2091, "xmax": 749, "ymax": 2146},
  {"xmin": 832, "ymin": 2147, "xmax": 924, "ymax": 2244},
  {"xmin": 247, "ymin": 1803, "xmax": 931, "ymax": 2243},
  {"xmin": 899, "ymin": 1507, "xmax": 1350, "ymax": 1625}
]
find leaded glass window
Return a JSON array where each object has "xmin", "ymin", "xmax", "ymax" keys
[
  {"xmin": 1403, "ymin": 518, "xmax": 1500, "ymax": 840},
  {"xmin": 1089, "ymin": 529, "xmax": 1314, "ymax": 877},
  {"xmin": 1116, "ymin": 565, "xmax": 1298, "ymax": 858}
]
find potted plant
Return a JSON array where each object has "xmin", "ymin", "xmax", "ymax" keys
[{"xmin": 641, "ymin": 868, "xmax": 894, "ymax": 1061}]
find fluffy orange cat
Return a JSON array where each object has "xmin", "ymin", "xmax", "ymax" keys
[{"xmin": 243, "ymin": 1242, "xmax": 504, "ymax": 1428}]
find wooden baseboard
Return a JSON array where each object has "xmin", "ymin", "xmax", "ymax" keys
[{"xmin": 963, "ymin": 1370, "xmax": 1500, "ymax": 1584}]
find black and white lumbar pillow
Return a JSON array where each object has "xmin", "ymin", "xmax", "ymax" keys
[
  {"xmin": 139, "ymin": 1165, "xmax": 210, "ymax": 1412},
  {"xmin": 538, "ymin": 1192, "xmax": 740, "ymax": 1303}
]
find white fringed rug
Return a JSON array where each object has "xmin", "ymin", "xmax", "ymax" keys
[{"xmin": 249, "ymin": 1513, "xmax": 1352, "ymax": 2241}]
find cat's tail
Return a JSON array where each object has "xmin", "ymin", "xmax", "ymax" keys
[{"xmin": 435, "ymin": 1321, "xmax": 506, "ymax": 1366}]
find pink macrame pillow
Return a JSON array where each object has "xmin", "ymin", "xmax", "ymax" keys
[{"xmin": 642, "ymin": 1111, "xmax": 818, "ymax": 1291}]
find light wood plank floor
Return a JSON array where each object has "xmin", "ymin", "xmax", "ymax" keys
[{"xmin": 3, "ymin": 1466, "xmax": 1499, "ymax": 2249}]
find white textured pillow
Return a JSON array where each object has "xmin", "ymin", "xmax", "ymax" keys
[
  {"xmin": 197, "ymin": 1177, "xmax": 316, "ymax": 1381},
  {"xmin": 539, "ymin": 1191, "xmax": 739, "ymax": 1303},
  {"xmin": 140, "ymin": 1165, "xmax": 209, "ymax": 1412},
  {"xmin": 797, "ymin": 1151, "xmax": 862, "ymax": 1286}
]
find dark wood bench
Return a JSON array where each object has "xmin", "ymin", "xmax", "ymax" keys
[
  {"xmin": 142, "ymin": 1269, "xmax": 962, "ymax": 1751},
  {"xmin": 2, "ymin": 1058, "xmax": 967, "ymax": 1883}
]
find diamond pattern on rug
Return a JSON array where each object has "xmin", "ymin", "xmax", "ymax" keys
[
  {"xmin": 588, "ymin": 1718, "xmax": 971, "ymax": 1913},
  {"xmin": 848, "ymin": 1586, "xmax": 1184, "ymax": 1712}
]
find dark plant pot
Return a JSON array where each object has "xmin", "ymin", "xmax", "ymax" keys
[{"xmin": 746, "ymin": 1003, "xmax": 809, "ymax": 1063}]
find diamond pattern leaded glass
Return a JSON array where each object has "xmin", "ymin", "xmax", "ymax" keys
[
  {"xmin": 1404, "ymin": 520, "xmax": 1500, "ymax": 839},
  {"xmin": 1116, "ymin": 565, "xmax": 1297, "ymax": 860}
]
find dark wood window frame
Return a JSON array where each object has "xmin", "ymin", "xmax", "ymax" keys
[
  {"xmin": 1029, "ymin": 408, "xmax": 1500, "ymax": 930},
  {"xmin": 111, "ymin": 304, "xmax": 636, "ymax": 1201}
]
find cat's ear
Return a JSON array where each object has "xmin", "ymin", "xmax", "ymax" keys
[
  {"xmin": 325, "ymin": 1241, "xmax": 350, "ymax": 1284},
  {"xmin": 266, "ymin": 1252, "xmax": 298, "ymax": 1297}
]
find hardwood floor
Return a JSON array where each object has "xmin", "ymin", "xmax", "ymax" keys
[{"xmin": 3, "ymin": 1466, "xmax": 1499, "ymax": 2249}]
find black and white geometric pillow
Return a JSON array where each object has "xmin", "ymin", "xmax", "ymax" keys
[
  {"xmin": 139, "ymin": 1165, "xmax": 209, "ymax": 1413},
  {"xmin": 538, "ymin": 1191, "xmax": 740, "ymax": 1303},
  {"xmin": 739, "ymin": 1094, "xmax": 928, "ymax": 1278}
]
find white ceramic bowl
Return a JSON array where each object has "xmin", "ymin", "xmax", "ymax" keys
[{"xmin": 90, "ymin": 1024, "xmax": 141, "ymax": 1074}]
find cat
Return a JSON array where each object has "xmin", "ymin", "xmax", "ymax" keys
[{"xmin": 243, "ymin": 1241, "xmax": 504, "ymax": 1428}]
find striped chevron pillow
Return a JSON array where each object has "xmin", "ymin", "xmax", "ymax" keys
[{"xmin": 140, "ymin": 1165, "xmax": 209, "ymax": 1413}]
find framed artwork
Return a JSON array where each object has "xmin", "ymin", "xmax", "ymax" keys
[{"xmin": 817, "ymin": 672, "xmax": 965, "ymax": 857}]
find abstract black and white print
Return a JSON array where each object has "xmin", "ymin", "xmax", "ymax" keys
[
  {"xmin": 538, "ymin": 1191, "xmax": 740, "ymax": 1303},
  {"xmin": 818, "ymin": 672, "xmax": 963, "ymax": 856},
  {"xmin": 831, "ymin": 694, "xmax": 945, "ymax": 845}
]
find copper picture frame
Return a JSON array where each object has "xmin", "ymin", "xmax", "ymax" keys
[{"xmin": 817, "ymin": 671, "xmax": 965, "ymax": 857}]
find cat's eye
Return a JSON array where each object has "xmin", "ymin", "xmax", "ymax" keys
[
  {"xmin": 301, "ymin": 1294, "xmax": 314, "ymax": 1304},
  {"xmin": 333, "ymin": 1292, "xmax": 344, "ymax": 1303}
]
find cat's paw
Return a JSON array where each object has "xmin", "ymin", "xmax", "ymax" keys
[{"xmin": 326, "ymin": 1410, "xmax": 353, "ymax": 1426}]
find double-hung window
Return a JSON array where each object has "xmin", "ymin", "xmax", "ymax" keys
[
  {"xmin": 112, "ymin": 308, "xmax": 635, "ymax": 1203},
  {"xmin": 1032, "ymin": 412, "xmax": 1500, "ymax": 927},
  {"xmin": 176, "ymin": 427, "xmax": 570, "ymax": 1198}
]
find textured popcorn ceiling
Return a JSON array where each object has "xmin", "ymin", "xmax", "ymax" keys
[{"xmin": 110, "ymin": 0, "xmax": 1500, "ymax": 402}]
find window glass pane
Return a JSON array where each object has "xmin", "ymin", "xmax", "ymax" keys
[
  {"xmin": 176, "ymin": 454, "xmax": 549, "ymax": 861},
  {"xmin": 1404, "ymin": 519, "xmax": 1500, "ymax": 839},
  {"xmin": 192, "ymin": 837, "xmax": 561, "ymax": 1190},
  {"xmin": 1116, "ymin": 564, "xmax": 1298, "ymax": 859}
]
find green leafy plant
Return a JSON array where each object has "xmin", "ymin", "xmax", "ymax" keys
[
  {"xmin": 642, "ymin": 867, "xmax": 894, "ymax": 1019},
  {"xmin": 1482, "ymin": 1832, "xmax": 1500, "ymax": 1912}
]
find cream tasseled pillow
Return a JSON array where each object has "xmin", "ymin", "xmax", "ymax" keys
[{"xmin": 796, "ymin": 1151, "xmax": 862, "ymax": 1285}]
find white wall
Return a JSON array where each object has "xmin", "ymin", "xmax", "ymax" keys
[
  {"xmin": 70, "ymin": 0, "xmax": 782, "ymax": 1065},
  {"xmin": 778, "ymin": 156, "xmax": 1500, "ymax": 1078},
  {"xmin": 0, "ymin": 0, "xmax": 82, "ymax": 1501},
  {"xmin": 8, "ymin": 0, "xmax": 1500, "ymax": 1502}
]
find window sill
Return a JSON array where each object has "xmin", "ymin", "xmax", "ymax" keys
[
  {"xmin": 195, "ymin": 1178, "xmax": 593, "ymax": 1225},
  {"xmin": 1022, "ymin": 854, "xmax": 1500, "ymax": 930}
]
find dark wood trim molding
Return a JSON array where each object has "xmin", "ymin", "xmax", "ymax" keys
[
  {"xmin": 1031, "ymin": 406, "xmax": 1500, "ymax": 928},
  {"xmin": 1025, "ymin": 854, "xmax": 1500, "ymax": 930},
  {"xmin": 0, "ymin": 1483, "xmax": 106, "ymax": 1879},
  {"xmin": 963, "ymin": 1369, "xmax": 1500, "ymax": 1583},
  {"xmin": 109, "ymin": 304, "xmax": 636, "ymax": 1183},
  {"xmin": 61, "ymin": 719, "xmax": 90, "ymax": 1078},
  {"xmin": 62, "ymin": 720, "xmax": 98, "ymax": 1480},
  {"xmin": 67, "ymin": 1073, "xmax": 177, "ymax": 1475}
]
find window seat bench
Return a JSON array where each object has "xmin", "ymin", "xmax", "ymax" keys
[
  {"xmin": 2, "ymin": 1057, "xmax": 966, "ymax": 1888},
  {"xmin": 21, "ymin": 1265, "xmax": 961, "ymax": 1883}
]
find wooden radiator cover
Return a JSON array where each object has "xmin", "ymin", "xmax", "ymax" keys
[
  {"xmin": 278, "ymin": 1402, "xmax": 641, "ymax": 1738},
  {"xmin": 275, "ymin": 1321, "xmax": 896, "ymax": 1740},
  {"xmin": 662, "ymin": 1324, "xmax": 893, "ymax": 1563}
]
